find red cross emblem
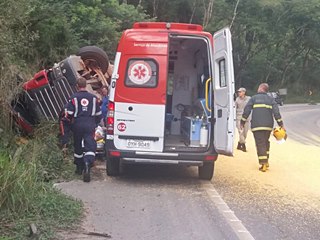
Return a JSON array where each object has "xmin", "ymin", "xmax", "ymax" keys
[{"xmin": 128, "ymin": 61, "xmax": 152, "ymax": 85}]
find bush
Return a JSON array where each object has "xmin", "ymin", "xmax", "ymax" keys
[{"xmin": 0, "ymin": 123, "xmax": 82, "ymax": 239}]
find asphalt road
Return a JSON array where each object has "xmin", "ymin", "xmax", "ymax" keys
[
  {"xmin": 213, "ymin": 103, "xmax": 320, "ymax": 240},
  {"xmin": 57, "ymin": 165, "xmax": 248, "ymax": 240},
  {"xmin": 57, "ymin": 103, "xmax": 320, "ymax": 240},
  {"xmin": 280, "ymin": 104, "xmax": 320, "ymax": 146}
]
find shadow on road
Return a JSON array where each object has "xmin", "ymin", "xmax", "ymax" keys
[{"xmin": 114, "ymin": 164, "xmax": 200, "ymax": 185}]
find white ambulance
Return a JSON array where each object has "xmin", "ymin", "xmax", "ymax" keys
[{"xmin": 105, "ymin": 22, "xmax": 235, "ymax": 180}]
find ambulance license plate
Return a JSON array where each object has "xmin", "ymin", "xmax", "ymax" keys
[{"xmin": 127, "ymin": 140, "xmax": 151, "ymax": 149}]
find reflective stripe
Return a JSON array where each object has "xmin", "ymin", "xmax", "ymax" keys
[
  {"xmin": 95, "ymin": 111, "xmax": 102, "ymax": 116},
  {"xmin": 251, "ymin": 127, "xmax": 273, "ymax": 131},
  {"xmin": 241, "ymin": 117, "xmax": 247, "ymax": 121},
  {"xmin": 276, "ymin": 119, "xmax": 283, "ymax": 122},
  {"xmin": 74, "ymin": 153, "xmax": 83, "ymax": 158},
  {"xmin": 74, "ymin": 98, "xmax": 79, "ymax": 117},
  {"xmin": 67, "ymin": 110, "xmax": 74, "ymax": 115},
  {"xmin": 84, "ymin": 151, "xmax": 96, "ymax": 156},
  {"xmin": 92, "ymin": 97, "xmax": 96, "ymax": 116},
  {"xmin": 253, "ymin": 104, "xmax": 272, "ymax": 109},
  {"xmin": 258, "ymin": 156, "xmax": 268, "ymax": 160}
]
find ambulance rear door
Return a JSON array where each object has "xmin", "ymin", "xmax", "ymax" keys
[
  {"xmin": 212, "ymin": 28, "xmax": 235, "ymax": 156},
  {"xmin": 113, "ymin": 32, "xmax": 168, "ymax": 152}
]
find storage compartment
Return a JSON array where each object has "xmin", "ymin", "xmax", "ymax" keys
[
  {"xmin": 181, "ymin": 116, "xmax": 202, "ymax": 146},
  {"xmin": 164, "ymin": 35, "xmax": 212, "ymax": 151}
]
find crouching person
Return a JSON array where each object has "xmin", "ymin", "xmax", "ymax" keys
[{"xmin": 65, "ymin": 77, "xmax": 102, "ymax": 182}]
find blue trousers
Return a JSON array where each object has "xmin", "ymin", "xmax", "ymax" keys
[{"xmin": 73, "ymin": 123, "xmax": 97, "ymax": 166}]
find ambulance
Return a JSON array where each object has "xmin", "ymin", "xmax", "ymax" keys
[{"xmin": 106, "ymin": 22, "xmax": 235, "ymax": 180}]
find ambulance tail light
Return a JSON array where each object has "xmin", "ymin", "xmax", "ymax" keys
[
  {"xmin": 110, "ymin": 151, "xmax": 120, "ymax": 157},
  {"xmin": 205, "ymin": 155, "xmax": 217, "ymax": 161},
  {"xmin": 106, "ymin": 101, "xmax": 115, "ymax": 135}
]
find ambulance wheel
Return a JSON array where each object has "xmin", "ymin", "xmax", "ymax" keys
[
  {"xmin": 198, "ymin": 161, "xmax": 215, "ymax": 180},
  {"xmin": 106, "ymin": 157, "xmax": 120, "ymax": 176},
  {"xmin": 77, "ymin": 46, "xmax": 109, "ymax": 74}
]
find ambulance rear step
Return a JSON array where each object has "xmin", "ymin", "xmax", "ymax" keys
[{"xmin": 122, "ymin": 158, "xmax": 203, "ymax": 166}]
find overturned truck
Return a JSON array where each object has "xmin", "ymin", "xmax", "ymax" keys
[{"xmin": 10, "ymin": 46, "xmax": 111, "ymax": 133}]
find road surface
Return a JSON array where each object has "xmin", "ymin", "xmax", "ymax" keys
[
  {"xmin": 214, "ymin": 103, "xmax": 320, "ymax": 240},
  {"xmin": 56, "ymin": 165, "xmax": 252, "ymax": 240},
  {"xmin": 280, "ymin": 104, "xmax": 320, "ymax": 146},
  {"xmin": 57, "ymin": 104, "xmax": 320, "ymax": 240}
]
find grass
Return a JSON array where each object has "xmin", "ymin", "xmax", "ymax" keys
[
  {"xmin": 284, "ymin": 93, "xmax": 320, "ymax": 104},
  {"xmin": 0, "ymin": 61, "xmax": 83, "ymax": 239},
  {"xmin": 0, "ymin": 184, "xmax": 83, "ymax": 240},
  {"xmin": 275, "ymin": 88, "xmax": 320, "ymax": 105},
  {"xmin": 0, "ymin": 123, "xmax": 83, "ymax": 240}
]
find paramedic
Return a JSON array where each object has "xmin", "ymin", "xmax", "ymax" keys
[
  {"xmin": 240, "ymin": 83, "xmax": 284, "ymax": 172},
  {"xmin": 65, "ymin": 77, "xmax": 102, "ymax": 182},
  {"xmin": 235, "ymin": 87, "xmax": 250, "ymax": 152}
]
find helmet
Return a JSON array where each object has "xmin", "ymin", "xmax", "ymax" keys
[{"xmin": 273, "ymin": 127, "xmax": 287, "ymax": 143}]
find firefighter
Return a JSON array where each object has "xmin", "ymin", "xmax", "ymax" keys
[
  {"xmin": 240, "ymin": 83, "xmax": 284, "ymax": 172},
  {"xmin": 65, "ymin": 77, "xmax": 102, "ymax": 182}
]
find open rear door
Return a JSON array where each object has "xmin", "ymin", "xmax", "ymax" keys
[{"xmin": 213, "ymin": 28, "xmax": 235, "ymax": 156}]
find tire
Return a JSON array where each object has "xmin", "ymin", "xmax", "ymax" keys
[
  {"xmin": 198, "ymin": 161, "xmax": 215, "ymax": 180},
  {"xmin": 77, "ymin": 46, "xmax": 109, "ymax": 74},
  {"xmin": 106, "ymin": 157, "xmax": 120, "ymax": 176}
]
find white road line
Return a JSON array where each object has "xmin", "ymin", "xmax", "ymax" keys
[{"xmin": 201, "ymin": 181, "xmax": 255, "ymax": 240}]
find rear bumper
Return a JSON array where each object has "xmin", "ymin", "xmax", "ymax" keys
[
  {"xmin": 105, "ymin": 140, "xmax": 218, "ymax": 165},
  {"xmin": 122, "ymin": 157, "xmax": 204, "ymax": 166}
]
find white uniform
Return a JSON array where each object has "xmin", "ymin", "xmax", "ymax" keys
[{"xmin": 235, "ymin": 95, "xmax": 251, "ymax": 144}]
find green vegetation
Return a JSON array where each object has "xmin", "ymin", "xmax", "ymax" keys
[
  {"xmin": 0, "ymin": 0, "xmax": 319, "ymax": 238},
  {"xmin": 285, "ymin": 92, "xmax": 320, "ymax": 104},
  {"xmin": 0, "ymin": 124, "xmax": 82, "ymax": 239},
  {"xmin": 1, "ymin": 0, "xmax": 319, "ymax": 112},
  {"xmin": 0, "ymin": 1, "xmax": 150, "ymax": 238}
]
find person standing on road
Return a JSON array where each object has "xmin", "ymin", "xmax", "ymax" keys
[
  {"xmin": 65, "ymin": 77, "xmax": 102, "ymax": 182},
  {"xmin": 235, "ymin": 87, "xmax": 251, "ymax": 152},
  {"xmin": 241, "ymin": 83, "xmax": 284, "ymax": 172}
]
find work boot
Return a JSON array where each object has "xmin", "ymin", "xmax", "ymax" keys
[
  {"xmin": 259, "ymin": 164, "xmax": 267, "ymax": 172},
  {"xmin": 237, "ymin": 142, "xmax": 242, "ymax": 150},
  {"xmin": 83, "ymin": 162, "xmax": 91, "ymax": 182},
  {"xmin": 75, "ymin": 163, "xmax": 84, "ymax": 175},
  {"xmin": 266, "ymin": 162, "xmax": 269, "ymax": 169},
  {"xmin": 241, "ymin": 143, "xmax": 247, "ymax": 152}
]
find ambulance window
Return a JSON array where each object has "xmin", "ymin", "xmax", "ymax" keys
[
  {"xmin": 219, "ymin": 59, "xmax": 227, "ymax": 87},
  {"xmin": 125, "ymin": 59, "xmax": 158, "ymax": 88}
]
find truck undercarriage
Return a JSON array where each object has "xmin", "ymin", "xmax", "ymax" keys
[{"xmin": 10, "ymin": 46, "xmax": 111, "ymax": 134}]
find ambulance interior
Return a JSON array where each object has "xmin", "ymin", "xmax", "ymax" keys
[{"xmin": 165, "ymin": 36, "xmax": 212, "ymax": 151}]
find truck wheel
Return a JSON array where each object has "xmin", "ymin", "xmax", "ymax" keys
[
  {"xmin": 77, "ymin": 46, "xmax": 109, "ymax": 74},
  {"xmin": 106, "ymin": 157, "xmax": 120, "ymax": 176},
  {"xmin": 198, "ymin": 161, "xmax": 215, "ymax": 180}
]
